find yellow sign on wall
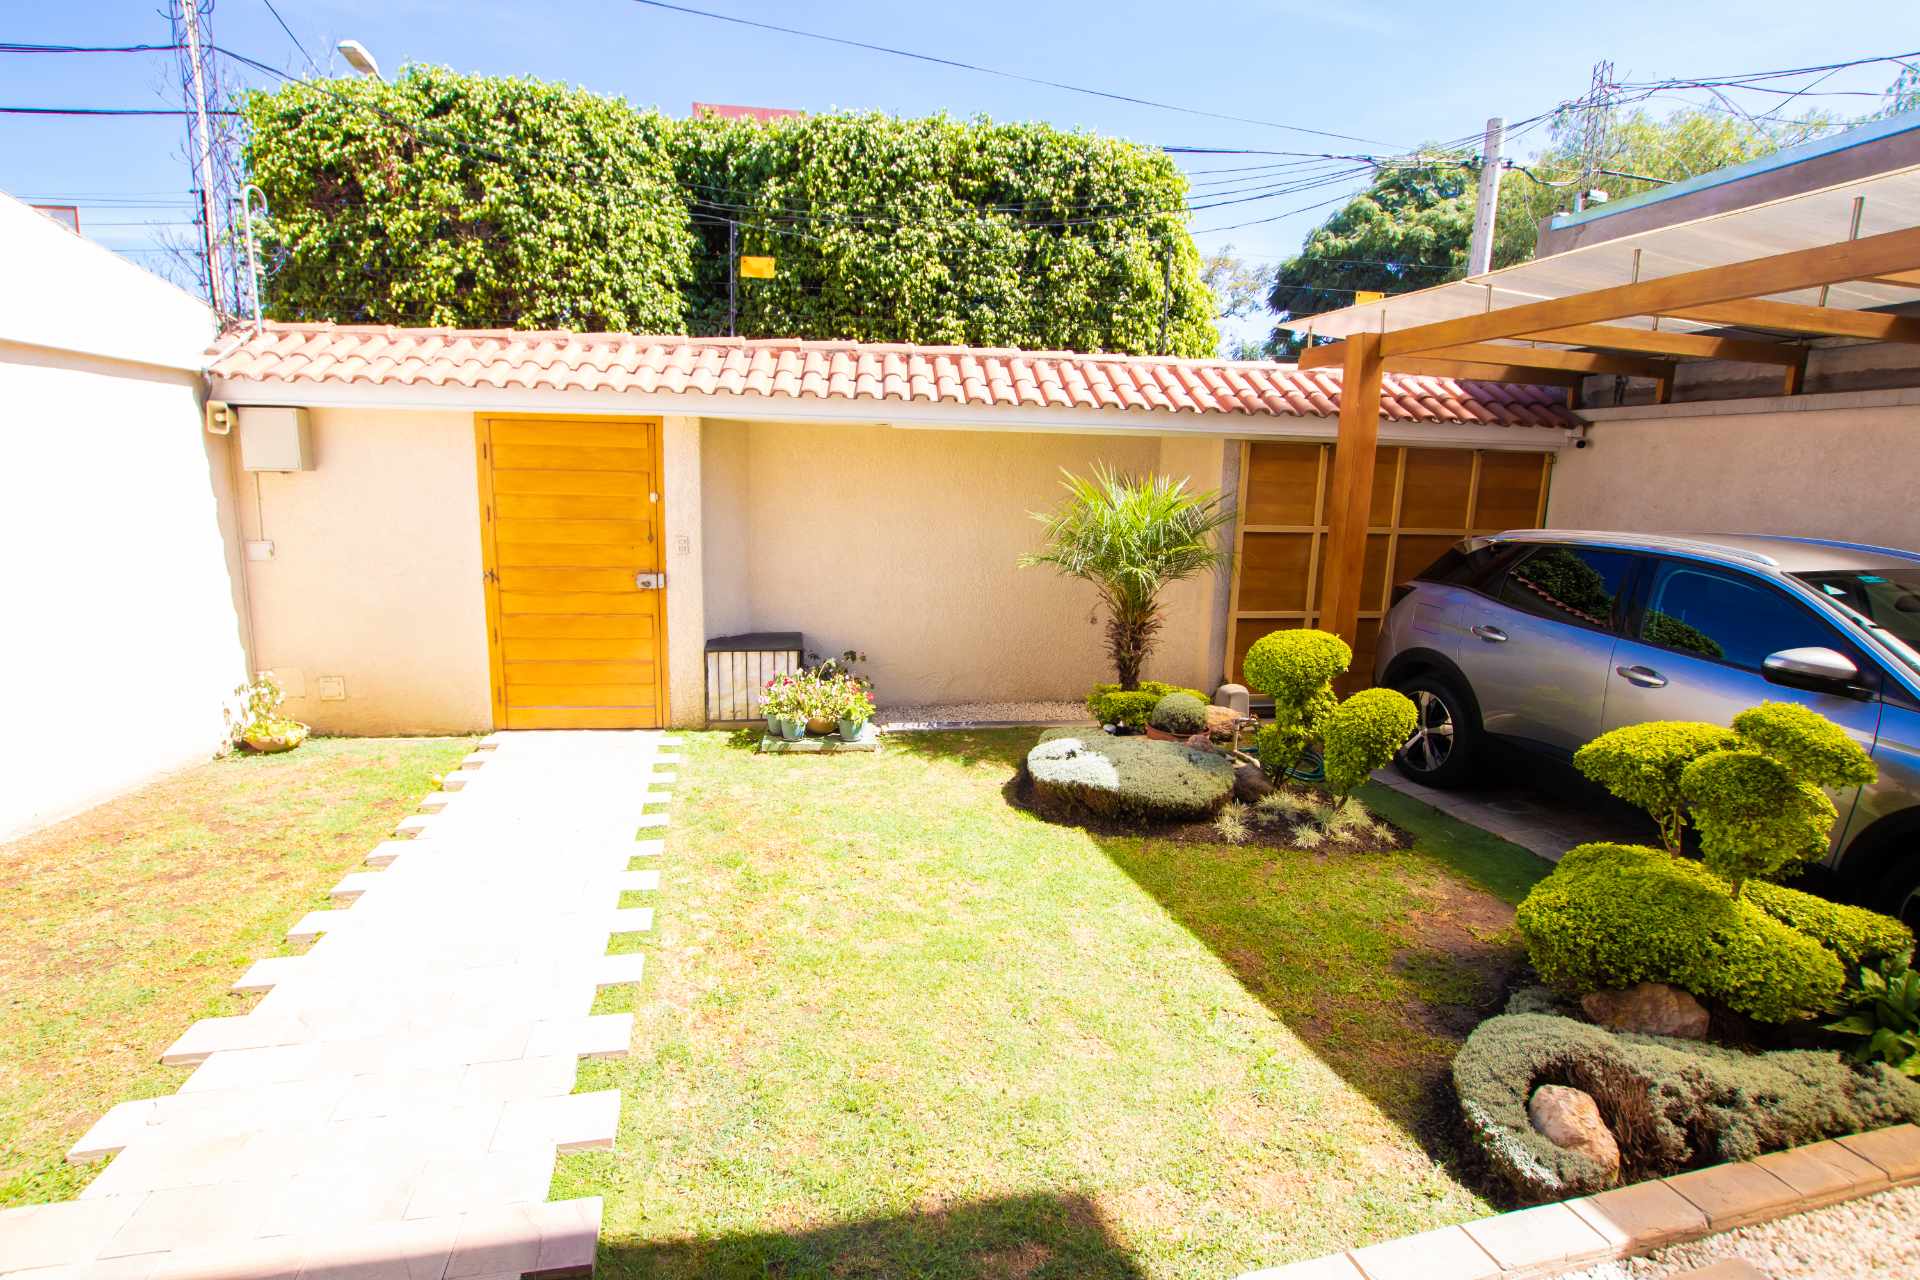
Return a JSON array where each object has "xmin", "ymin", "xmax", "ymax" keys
[
  {"xmin": 739, "ymin": 255, "xmax": 776, "ymax": 279},
  {"xmin": 1353, "ymin": 290, "xmax": 1385, "ymax": 305}
]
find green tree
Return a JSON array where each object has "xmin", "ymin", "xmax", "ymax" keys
[{"xmin": 1020, "ymin": 467, "xmax": 1233, "ymax": 690}]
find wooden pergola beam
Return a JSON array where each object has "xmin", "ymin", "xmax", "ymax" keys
[
  {"xmin": 1380, "ymin": 224, "xmax": 1920, "ymax": 356},
  {"xmin": 1298, "ymin": 340, "xmax": 1667, "ymax": 381},
  {"xmin": 1659, "ymin": 300, "xmax": 1920, "ymax": 343},
  {"xmin": 1515, "ymin": 324, "xmax": 1804, "ymax": 366},
  {"xmin": 1863, "ymin": 268, "xmax": 1920, "ymax": 288},
  {"xmin": 1321, "ymin": 333, "xmax": 1383, "ymax": 648}
]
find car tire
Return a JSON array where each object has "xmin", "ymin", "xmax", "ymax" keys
[
  {"xmin": 1391, "ymin": 672, "xmax": 1481, "ymax": 788},
  {"xmin": 1873, "ymin": 857, "xmax": 1920, "ymax": 933}
]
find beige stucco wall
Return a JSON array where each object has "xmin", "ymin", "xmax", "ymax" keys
[
  {"xmin": 1549, "ymin": 401, "xmax": 1920, "ymax": 549},
  {"xmin": 697, "ymin": 419, "xmax": 1230, "ymax": 707},
  {"xmin": 235, "ymin": 408, "xmax": 492, "ymax": 734},
  {"xmin": 660, "ymin": 415, "xmax": 706, "ymax": 728}
]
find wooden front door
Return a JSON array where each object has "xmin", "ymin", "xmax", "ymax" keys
[{"xmin": 475, "ymin": 416, "xmax": 667, "ymax": 729}]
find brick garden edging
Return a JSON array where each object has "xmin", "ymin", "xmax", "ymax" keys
[{"xmin": 1239, "ymin": 1123, "xmax": 1920, "ymax": 1280}]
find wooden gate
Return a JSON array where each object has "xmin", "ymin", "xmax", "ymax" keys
[
  {"xmin": 475, "ymin": 416, "xmax": 668, "ymax": 729},
  {"xmin": 1225, "ymin": 442, "xmax": 1551, "ymax": 689}
]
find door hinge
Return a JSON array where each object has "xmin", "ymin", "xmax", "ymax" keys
[{"xmin": 483, "ymin": 568, "xmax": 498, "ymax": 585}]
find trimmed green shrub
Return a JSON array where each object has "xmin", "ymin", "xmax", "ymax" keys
[
  {"xmin": 1026, "ymin": 729, "xmax": 1234, "ymax": 822},
  {"xmin": 1242, "ymin": 629, "xmax": 1348, "ymax": 777},
  {"xmin": 1682, "ymin": 749, "xmax": 1837, "ymax": 894},
  {"xmin": 1148, "ymin": 692, "xmax": 1209, "ymax": 736},
  {"xmin": 1321, "ymin": 688, "xmax": 1417, "ymax": 800},
  {"xmin": 1454, "ymin": 1010, "xmax": 1920, "ymax": 1202},
  {"xmin": 1734, "ymin": 701, "xmax": 1879, "ymax": 789},
  {"xmin": 1515, "ymin": 842, "xmax": 1845, "ymax": 1023},
  {"xmin": 1573, "ymin": 721, "xmax": 1738, "ymax": 853},
  {"xmin": 1086, "ymin": 680, "xmax": 1204, "ymax": 730},
  {"xmin": 1744, "ymin": 880, "xmax": 1914, "ymax": 970}
]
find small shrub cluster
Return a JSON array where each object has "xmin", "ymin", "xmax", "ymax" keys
[
  {"xmin": 1025, "ymin": 729, "xmax": 1234, "ymax": 822},
  {"xmin": 1086, "ymin": 680, "xmax": 1205, "ymax": 731},
  {"xmin": 1321, "ymin": 688, "xmax": 1419, "ymax": 801},
  {"xmin": 1454, "ymin": 1010, "xmax": 1920, "ymax": 1202},
  {"xmin": 1148, "ymin": 692, "xmax": 1210, "ymax": 736},
  {"xmin": 1516, "ymin": 842, "xmax": 1846, "ymax": 1023},
  {"xmin": 1742, "ymin": 880, "xmax": 1914, "ymax": 969},
  {"xmin": 1209, "ymin": 792, "xmax": 1394, "ymax": 849},
  {"xmin": 1243, "ymin": 630, "xmax": 1349, "ymax": 778}
]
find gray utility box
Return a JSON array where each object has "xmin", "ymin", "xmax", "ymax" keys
[
  {"xmin": 705, "ymin": 632, "xmax": 805, "ymax": 724},
  {"xmin": 238, "ymin": 406, "xmax": 315, "ymax": 472}
]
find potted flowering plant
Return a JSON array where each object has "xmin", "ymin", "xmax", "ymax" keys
[
  {"xmin": 225, "ymin": 673, "xmax": 309, "ymax": 754},
  {"xmin": 836, "ymin": 679, "xmax": 876, "ymax": 740},
  {"xmin": 801, "ymin": 671, "xmax": 839, "ymax": 736},
  {"xmin": 760, "ymin": 673, "xmax": 807, "ymax": 741}
]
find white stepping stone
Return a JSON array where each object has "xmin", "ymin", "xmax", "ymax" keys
[
  {"xmin": 593, "ymin": 954, "xmax": 645, "ymax": 989},
  {"xmin": 607, "ymin": 907, "xmax": 653, "ymax": 934},
  {"xmin": 329, "ymin": 871, "xmax": 385, "ymax": 904},
  {"xmin": 490, "ymin": 1090, "xmax": 620, "ymax": 1154},
  {"xmin": 287, "ymin": 910, "xmax": 352, "ymax": 943},
  {"xmin": 364, "ymin": 840, "xmax": 413, "ymax": 867},
  {"xmin": 635, "ymin": 813, "xmax": 669, "ymax": 829},
  {"xmin": 161, "ymin": 1015, "xmax": 309, "ymax": 1066},
  {"xmin": 526, "ymin": 1013, "xmax": 632, "ymax": 1060},
  {"xmin": 67, "ymin": 1100, "xmax": 160, "ymax": 1163},
  {"xmin": 231, "ymin": 955, "xmax": 304, "ymax": 994},
  {"xmin": 394, "ymin": 814, "xmax": 435, "ymax": 836},
  {"xmin": 618, "ymin": 869, "xmax": 661, "ymax": 893},
  {"xmin": 632, "ymin": 838, "xmax": 665, "ymax": 859}
]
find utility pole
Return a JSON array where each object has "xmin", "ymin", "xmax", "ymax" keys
[
  {"xmin": 726, "ymin": 220, "xmax": 739, "ymax": 337},
  {"xmin": 1158, "ymin": 243, "xmax": 1173, "ymax": 355},
  {"xmin": 178, "ymin": 0, "xmax": 225, "ymax": 315},
  {"xmin": 1573, "ymin": 60, "xmax": 1615, "ymax": 214},
  {"xmin": 1466, "ymin": 117, "xmax": 1504, "ymax": 277}
]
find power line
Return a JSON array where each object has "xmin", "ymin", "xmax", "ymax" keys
[
  {"xmin": 257, "ymin": 0, "xmax": 323, "ymax": 74},
  {"xmin": 622, "ymin": 0, "xmax": 1410, "ymax": 149},
  {"xmin": 0, "ymin": 105, "xmax": 239, "ymax": 116},
  {"xmin": 0, "ymin": 41, "xmax": 181, "ymax": 54}
]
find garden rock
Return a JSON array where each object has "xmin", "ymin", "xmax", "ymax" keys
[
  {"xmin": 1026, "ymin": 729, "xmax": 1235, "ymax": 823},
  {"xmin": 1232, "ymin": 761, "xmax": 1275, "ymax": 804},
  {"xmin": 1204, "ymin": 704, "xmax": 1242, "ymax": 737},
  {"xmin": 1581, "ymin": 982, "xmax": 1711, "ymax": 1039},
  {"xmin": 1527, "ymin": 1085, "xmax": 1620, "ymax": 1184}
]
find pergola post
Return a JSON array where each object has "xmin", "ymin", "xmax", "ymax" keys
[{"xmin": 1322, "ymin": 332, "xmax": 1384, "ymax": 648}]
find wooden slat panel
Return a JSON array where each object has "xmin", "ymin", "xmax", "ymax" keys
[
  {"xmin": 507, "ymin": 683, "xmax": 657, "ymax": 706},
  {"xmin": 1399, "ymin": 448, "xmax": 1475, "ymax": 529},
  {"xmin": 492, "ymin": 443, "xmax": 654, "ymax": 473},
  {"xmin": 1472, "ymin": 451, "xmax": 1549, "ymax": 531},
  {"xmin": 489, "ymin": 469, "xmax": 652, "ymax": 497},
  {"xmin": 1236, "ymin": 533, "xmax": 1314, "ymax": 612},
  {"xmin": 490, "ymin": 420, "xmax": 655, "ymax": 448},
  {"xmin": 496, "ymin": 541, "xmax": 657, "ymax": 568},
  {"xmin": 505, "ymin": 661, "xmax": 657, "ymax": 686},
  {"xmin": 507, "ymin": 706, "xmax": 661, "ymax": 729},
  {"xmin": 499, "ymin": 591, "xmax": 658, "ymax": 616},
  {"xmin": 502, "ymin": 635, "xmax": 649, "ymax": 661},
  {"xmin": 494, "ymin": 518, "xmax": 652, "ymax": 546},
  {"xmin": 498, "ymin": 567, "xmax": 645, "ymax": 593},
  {"xmin": 1317, "ymin": 534, "xmax": 1389, "ymax": 609},
  {"xmin": 495, "ymin": 492, "xmax": 645, "ymax": 520},
  {"xmin": 501, "ymin": 613, "xmax": 656, "ymax": 639},
  {"xmin": 1242, "ymin": 443, "xmax": 1322, "ymax": 525},
  {"xmin": 1391, "ymin": 534, "xmax": 1460, "ymax": 590},
  {"xmin": 1322, "ymin": 445, "xmax": 1402, "ymax": 529}
]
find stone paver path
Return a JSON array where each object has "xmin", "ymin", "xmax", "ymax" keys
[{"xmin": 0, "ymin": 730, "xmax": 676, "ymax": 1280}]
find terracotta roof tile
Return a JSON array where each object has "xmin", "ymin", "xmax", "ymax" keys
[{"xmin": 205, "ymin": 324, "xmax": 1579, "ymax": 428}]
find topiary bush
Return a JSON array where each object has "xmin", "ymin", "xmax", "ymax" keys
[
  {"xmin": 1321, "ymin": 687, "xmax": 1417, "ymax": 800},
  {"xmin": 1573, "ymin": 721, "xmax": 1739, "ymax": 853},
  {"xmin": 1026, "ymin": 729, "xmax": 1234, "ymax": 823},
  {"xmin": 1086, "ymin": 680, "xmax": 1206, "ymax": 731},
  {"xmin": 1148, "ymin": 692, "xmax": 1209, "ymax": 736},
  {"xmin": 1743, "ymin": 880, "xmax": 1913, "ymax": 970},
  {"xmin": 1515, "ymin": 842, "xmax": 1845, "ymax": 1023},
  {"xmin": 1454, "ymin": 1010, "xmax": 1920, "ymax": 1202},
  {"xmin": 1241, "ymin": 629, "xmax": 1349, "ymax": 777},
  {"xmin": 1733, "ymin": 701, "xmax": 1879, "ymax": 790},
  {"xmin": 1681, "ymin": 749, "xmax": 1838, "ymax": 894}
]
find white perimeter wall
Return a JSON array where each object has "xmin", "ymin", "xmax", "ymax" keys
[{"xmin": 0, "ymin": 193, "xmax": 243, "ymax": 840}]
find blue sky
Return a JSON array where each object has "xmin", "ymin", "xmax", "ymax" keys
[{"xmin": 5, "ymin": 0, "xmax": 1913, "ymax": 342}]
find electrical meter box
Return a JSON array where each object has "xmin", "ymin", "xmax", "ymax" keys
[{"xmin": 238, "ymin": 406, "xmax": 314, "ymax": 472}]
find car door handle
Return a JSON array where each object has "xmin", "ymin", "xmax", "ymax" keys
[
  {"xmin": 1470, "ymin": 624, "xmax": 1508, "ymax": 643},
  {"xmin": 1616, "ymin": 664, "xmax": 1668, "ymax": 688}
]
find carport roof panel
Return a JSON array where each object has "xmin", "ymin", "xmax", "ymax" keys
[{"xmin": 1283, "ymin": 160, "xmax": 1920, "ymax": 341}]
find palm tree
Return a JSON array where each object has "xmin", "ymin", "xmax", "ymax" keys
[{"xmin": 1020, "ymin": 465, "xmax": 1234, "ymax": 690}]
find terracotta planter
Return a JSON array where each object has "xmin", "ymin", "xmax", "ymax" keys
[
  {"xmin": 242, "ymin": 723, "xmax": 309, "ymax": 754},
  {"xmin": 806, "ymin": 715, "xmax": 836, "ymax": 736},
  {"xmin": 1144, "ymin": 725, "xmax": 1189, "ymax": 742}
]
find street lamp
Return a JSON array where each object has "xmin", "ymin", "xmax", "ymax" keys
[{"xmin": 336, "ymin": 39, "xmax": 381, "ymax": 79}]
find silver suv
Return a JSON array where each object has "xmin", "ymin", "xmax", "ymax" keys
[{"xmin": 1375, "ymin": 530, "xmax": 1920, "ymax": 924}]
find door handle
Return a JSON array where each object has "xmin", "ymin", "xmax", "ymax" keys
[
  {"xmin": 634, "ymin": 572, "xmax": 664, "ymax": 590},
  {"xmin": 1470, "ymin": 624, "xmax": 1508, "ymax": 643},
  {"xmin": 1616, "ymin": 664, "xmax": 1667, "ymax": 688}
]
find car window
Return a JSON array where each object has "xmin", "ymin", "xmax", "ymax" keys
[
  {"xmin": 1496, "ymin": 545, "xmax": 1635, "ymax": 632},
  {"xmin": 1639, "ymin": 560, "xmax": 1841, "ymax": 670}
]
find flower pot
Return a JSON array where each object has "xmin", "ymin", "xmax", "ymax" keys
[
  {"xmin": 806, "ymin": 715, "xmax": 836, "ymax": 736},
  {"xmin": 765, "ymin": 714, "xmax": 779, "ymax": 734},
  {"xmin": 776, "ymin": 716, "xmax": 806, "ymax": 742},
  {"xmin": 1144, "ymin": 725, "xmax": 1180, "ymax": 742},
  {"xmin": 838, "ymin": 717, "xmax": 868, "ymax": 740},
  {"xmin": 242, "ymin": 722, "xmax": 309, "ymax": 754}
]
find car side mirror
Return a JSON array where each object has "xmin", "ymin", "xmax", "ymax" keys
[{"xmin": 1763, "ymin": 646, "xmax": 1862, "ymax": 694}]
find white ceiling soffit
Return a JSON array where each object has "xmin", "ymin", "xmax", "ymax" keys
[{"xmin": 1282, "ymin": 162, "xmax": 1920, "ymax": 342}]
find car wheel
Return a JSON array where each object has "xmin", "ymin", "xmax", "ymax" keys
[
  {"xmin": 1392, "ymin": 673, "xmax": 1481, "ymax": 788},
  {"xmin": 1874, "ymin": 858, "xmax": 1920, "ymax": 933}
]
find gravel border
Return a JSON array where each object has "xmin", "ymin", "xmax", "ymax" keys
[
  {"xmin": 878, "ymin": 700, "xmax": 1092, "ymax": 728},
  {"xmin": 1553, "ymin": 1183, "xmax": 1920, "ymax": 1279}
]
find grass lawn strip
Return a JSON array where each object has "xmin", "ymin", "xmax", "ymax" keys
[
  {"xmin": 558, "ymin": 729, "xmax": 1552, "ymax": 1279},
  {"xmin": 0, "ymin": 736, "xmax": 474, "ymax": 1206}
]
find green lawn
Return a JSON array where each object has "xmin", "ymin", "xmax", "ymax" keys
[
  {"xmin": 560, "ymin": 729, "xmax": 1552, "ymax": 1279},
  {"xmin": 0, "ymin": 736, "xmax": 474, "ymax": 1207}
]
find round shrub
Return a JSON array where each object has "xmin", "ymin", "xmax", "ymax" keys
[
  {"xmin": 1515, "ymin": 842, "xmax": 1845, "ymax": 1023},
  {"xmin": 1026, "ymin": 729, "xmax": 1234, "ymax": 823},
  {"xmin": 1321, "ymin": 687, "xmax": 1418, "ymax": 800},
  {"xmin": 1681, "ymin": 749, "xmax": 1838, "ymax": 892},
  {"xmin": 1733, "ymin": 700, "xmax": 1878, "ymax": 789},
  {"xmin": 1454, "ymin": 1010, "xmax": 1920, "ymax": 1202},
  {"xmin": 1086, "ymin": 680, "xmax": 1205, "ymax": 730},
  {"xmin": 1241, "ymin": 629, "xmax": 1349, "ymax": 720},
  {"xmin": 1743, "ymin": 880, "xmax": 1914, "ymax": 970},
  {"xmin": 1573, "ymin": 721, "xmax": 1739, "ymax": 853},
  {"xmin": 1148, "ymin": 692, "xmax": 1209, "ymax": 735}
]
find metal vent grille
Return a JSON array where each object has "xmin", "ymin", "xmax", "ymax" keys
[{"xmin": 704, "ymin": 632, "xmax": 804, "ymax": 725}]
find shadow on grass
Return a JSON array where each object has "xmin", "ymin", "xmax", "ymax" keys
[
  {"xmin": 599, "ymin": 1191, "xmax": 1143, "ymax": 1280},
  {"xmin": 883, "ymin": 727, "xmax": 1044, "ymax": 773}
]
